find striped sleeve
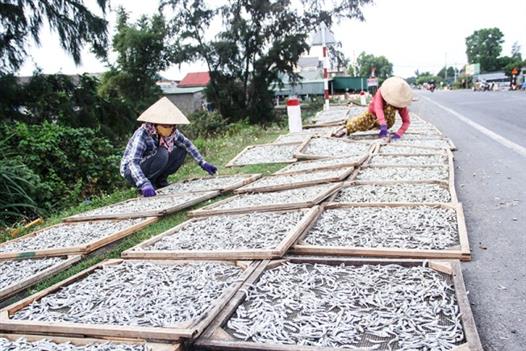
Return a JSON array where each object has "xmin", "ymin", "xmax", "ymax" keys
[{"xmin": 174, "ymin": 130, "xmax": 205, "ymax": 165}]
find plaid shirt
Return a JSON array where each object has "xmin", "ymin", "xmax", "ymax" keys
[{"xmin": 120, "ymin": 126, "xmax": 205, "ymax": 187}]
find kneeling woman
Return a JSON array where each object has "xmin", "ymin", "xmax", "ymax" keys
[
  {"xmin": 120, "ymin": 97, "xmax": 217, "ymax": 197},
  {"xmin": 340, "ymin": 77, "xmax": 413, "ymax": 139}
]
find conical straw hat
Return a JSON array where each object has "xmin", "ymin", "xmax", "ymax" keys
[
  {"xmin": 137, "ymin": 97, "xmax": 190, "ymax": 124},
  {"xmin": 379, "ymin": 77, "xmax": 413, "ymax": 108}
]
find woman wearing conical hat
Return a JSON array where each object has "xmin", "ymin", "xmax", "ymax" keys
[
  {"xmin": 120, "ymin": 97, "xmax": 217, "ymax": 197},
  {"xmin": 336, "ymin": 77, "xmax": 413, "ymax": 139}
]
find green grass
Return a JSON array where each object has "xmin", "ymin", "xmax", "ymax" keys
[{"xmin": 16, "ymin": 122, "xmax": 288, "ymax": 294}]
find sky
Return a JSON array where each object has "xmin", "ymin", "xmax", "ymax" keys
[{"xmin": 17, "ymin": 0, "xmax": 526, "ymax": 79}]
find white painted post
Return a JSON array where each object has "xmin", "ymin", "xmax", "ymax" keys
[{"xmin": 286, "ymin": 97, "xmax": 302, "ymax": 133}]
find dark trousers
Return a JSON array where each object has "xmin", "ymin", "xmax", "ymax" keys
[{"xmin": 126, "ymin": 146, "xmax": 187, "ymax": 188}]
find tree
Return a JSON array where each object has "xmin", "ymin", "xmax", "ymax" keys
[
  {"xmin": 355, "ymin": 52, "xmax": 393, "ymax": 82},
  {"xmin": 415, "ymin": 71, "xmax": 442, "ymax": 86},
  {"xmin": 160, "ymin": 0, "xmax": 373, "ymax": 123},
  {"xmin": 465, "ymin": 28, "xmax": 504, "ymax": 72},
  {"xmin": 0, "ymin": 0, "xmax": 108, "ymax": 75},
  {"xmin": 97, "ymin": 8, "xmax": 171, "ymax": 115},
  {"xmin": 329, "ymin": 44, "xmax": 349, "ymax": 73},
  {"xmin": 437, "ymin": 66, "xmax": 456, "ymax": 81}
]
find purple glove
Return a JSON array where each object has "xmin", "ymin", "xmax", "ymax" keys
[
  {"xmin": 201, "ymin": 162, "xmax": 217, "ymax": 175},
  {"xmin": 390, "ymin": 132, "xmax": 401, "ymax": 140},
  {"xmin": 378, "ymin": 124, "xmax": 389, "ymax": 138},
  {"xmin": 141, "ymin": 183, "xmax": 156, "ymax": 197}
]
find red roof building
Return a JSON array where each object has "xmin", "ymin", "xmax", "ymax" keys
[{"xmin": 178, "ymin": 71, "xmax": 210, "ymax": 88}]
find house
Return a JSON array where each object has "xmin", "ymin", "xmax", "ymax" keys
[{"xmin": 160, "ymin": 72, "xmax": 210, "ymax": 115}]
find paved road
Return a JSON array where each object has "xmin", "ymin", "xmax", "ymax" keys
[{"xmin": 411, "ymin": 90, "xmax": 526, "ymax": 351}]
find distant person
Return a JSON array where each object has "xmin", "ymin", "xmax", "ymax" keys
[
  {"xmin": 120, "ymin": 97, "xmax": 217, "ymax": 197},
  {"xmin": 334, "ymin": 77, "xmax": 413, "ymax": 140}
]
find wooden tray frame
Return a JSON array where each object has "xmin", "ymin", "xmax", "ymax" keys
[
  {"xmin": 393, "ymin": 138, "xmax": 456, "ymax": 151},
  {"xmin": 157, "ymin": 174, "xmax": 261, "ymax": 195},
  {"xmin": 194, "ymin": 257, "xmax": 482, "ymax": 351},
  {"xmin": 0, "ymin": 259, "xmax": 259, "ymax": 342},
  {"xmin": 0, "ymin": 218, "xmax": 157, "ymax": 259},
  {"xmin": 377, "ymin": 142, "xmax": 449, "ymax": 156},
  {"xmin": 233, "ymin": 168, "xmax": 352, "ymax": 194},
  {"xmin": 225, "ymin": 142, "xmax": 301, "ymax": 167},
  {"xmin": 122, "ymin": 207, "xmax": 320, "ymax": 260},
  {"xmin": 273, "ymin": 157, "xmax": 360, "ymax": 175},
  {"xmin": 0, "ymin": 333, "xmax": 181, "ymax": 351},
  {"xmin": 64, "ymin": 191, "xmax": 220, "ymax": 222},
  {"xmin": 328, "ymin": 180, "xmax": 459, "ymax": 204},
  {"xmin": 365, "ymin": 149, "xmax": 453, "ymax": 168},
  {"xmin": 0, "ymin": 255, "xmax": 81, "ymax": 301},
  {"xmin": 188, "ymin": 183, "xmax": 342, "ymax": 217},
  {"xmin": 293, "ymin": 136, "xmax": 375, "ymax": 161},
  {"xmin": 351, "ymin": 163, "xmax": 454, "ymax": 186},
  {"xmin": 303, "ymin": 119, "xmax": 346, "ymax": 128},
  {"xmin": 291, "ymin": 202, "xmax": 470, "ymax": 260}
]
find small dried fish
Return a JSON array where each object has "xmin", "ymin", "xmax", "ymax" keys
[
  {"xmin": 304, "ymin": 206, "xmax": 459, "ymax": 250},
  {"xmin": 275, "ymin": 157, "xmax": 357, "ymax": 174},
  {"xmin": 13, "ymin": 261, "xmax": 242, "ymax": 328},
  {"xmin": 226, "ymin": 262, "xmax": 464, "ymax": 350},
  {"xmin": 356, "ymin": 167, "xmax": 448, "ymax": 182},
  {"xmin": 302, "ymin": 138, "xmax": 371, "ymax": 158},
  {"xmin": 334, "ymin": 183, "xmax": 451, "ymax": 203},
  {"xmin": 0, "ymin": 337, "xmax": 148, "ymax": 351},
  {"xmin": 230, "ymin": 143, "xmax": 300, "ymax": 166},
  {"xmin": 393, "ymin": 139, "xmax": 452, "ymax": 149},
  {"xmin": 379, "ymin": 145, "xmax": 445, "ymax": 155},
  {"xmin": 369, "ymin": 154, "xmax": 447, "ymax": 166},
  {"xmin": 210, "ymin": 183, "xmax": 335, "ymax": 210},
  {"xmin": 73, "ymin": 192, "xmax": 216, "ymax": 218},
  {"xmin": 0, "ymin": 257, "xmax": 66, "ymax": 291},
  {"xmin": 139, "ymin": 211, "xmax": 306, "ymax": 251},
  {"xmin": 238, "ymin": 168, "xmax": 348, "ymax": 192},
  {"xmin": 156, "ymin": 174, "xmax": 250, "ymax": 194},
  {"xmin": 0, "ymin": 219, "xmax": 145, "ymax": 253}
]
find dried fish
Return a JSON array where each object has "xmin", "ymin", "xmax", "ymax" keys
[
  {"xmin": 0, "ymin": 337, "xmax": 148, "ymax": 351},
  {"xmin": 275, "ymin": 157, "xmax": 357, "ymax": 174},
  {"xmin": 157, "ymin": 174, "xmax": 250, "ymax": 194},
  {"xmin": 209, "ymin": 183, "xmax": 335, "ymax": 210},
  {"xmin": 0, "ymin": 219, "xmax": 145, "ymax": 253},
  {"xmin": 226, "ymin": 262, "xmax": 464, "ymax": 350},
  {"xmin": 379, "ymin": 145, "xmax": 445, "ymax": 155},
  {"xmin": 72, "ymin": 192, "xmax": 216, "ymax": 218},
  {"xmin": 230, "ymin": 143, "xmax": 300, "ymax": 166},
  {"xmin": 356, "ymin": 167, "xmax": 449, "ymax": 182},
  {"xmin": 369, "ymin": 154, "xmax": 447, "ymax": 166},
  {"xmin": 274, "ymin": 134, "xmax": 312, "ymax": 144},
  {"xmin": 393, "ymin": 139, "xmax": 452, "ymax": 149},
  {"xmin": 138, "ymin": 211, "xmax": 306, "ymax": 251},
  {"xmin": 13, "ymin": 261, "xmax": 242, "ymax": 328},
  {"xmin": 302, "ymin": 138, "xmax": 371, "ymax": 158},
  {"xmin": 333, "ymin": 183, "xmax": 451, "ymax": 203},
  {"xmin": 0, "ymin": 257, "xmax": 66, "ymax": 291},
  {"xmin": 237, "ymin": 169, "xmax": 348, "ymax": 192},
  {"xmin": 303, "ymin": 206, "xmax": 459, "ymax": 250}
]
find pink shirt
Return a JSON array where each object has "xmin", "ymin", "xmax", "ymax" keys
[{"xmin": 369, "ymin": 90, "xmax": 411, "ymax": 136}]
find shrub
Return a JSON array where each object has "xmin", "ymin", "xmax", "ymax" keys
[
  {"xmin": 0, "ymin": 122, "xmax": 124, "ymax": 214},
  {"xmin": 180, "ymin": 110, "xmax": 229, "ymax": 139},
  {"xmin": 0, "ymin": 137, "xmax": 42, "ymax": 227}
]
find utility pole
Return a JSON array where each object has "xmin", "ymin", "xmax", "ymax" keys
[
  {"xmin": 444, "ymin": 52, "xmax": 448, "ymax": 82},
  {"xmin": 321, "ymin": 22, "xmax": 330, "ymax": 111}
]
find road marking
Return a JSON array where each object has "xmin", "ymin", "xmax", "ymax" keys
[{"xmin": 420, "ymin": 95, "xmax": 526, "ymax": 158}]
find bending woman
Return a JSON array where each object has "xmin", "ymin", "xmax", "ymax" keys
[{"xmin": 339, "ymin": 77, "xmax": 413, "ymax": 139}]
